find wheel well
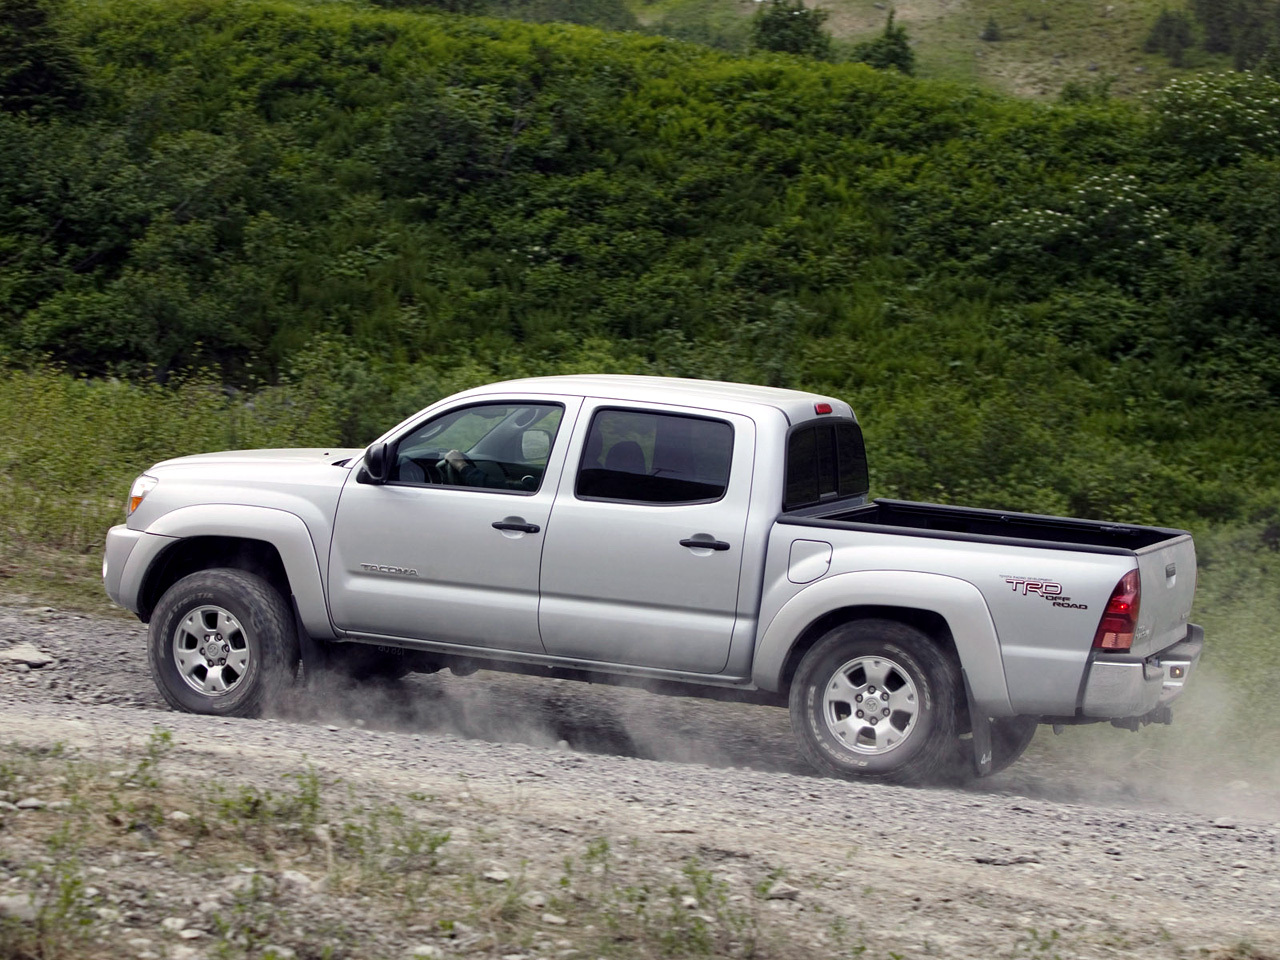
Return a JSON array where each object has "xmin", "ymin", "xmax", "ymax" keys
[
  {"xmin": 778, "ymin": 606, "xmax": 962, "ymax": 699},
  {"xmin": 138, "ymin": 537, "xmax": 291, "ymax": 622}
]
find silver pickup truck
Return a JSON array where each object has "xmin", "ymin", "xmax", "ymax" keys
[{"xmin": 103, "ymin": 375, "xmax": 1203, "ymax": 783}]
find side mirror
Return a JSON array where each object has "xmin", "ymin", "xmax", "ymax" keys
[
  {"xmin": 521, "ymin": 429, "xmax": 551, "ymax": 462},
  {"xmin": 359, "ymin": 442, "xmax": 390, "ymax": 484}
]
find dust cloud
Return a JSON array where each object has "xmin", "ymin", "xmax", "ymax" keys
[
  {"xmin": 275, "ymin": 666, "xmax": 809, "ymax": 776},
  {"xmin": 275, "ymin": 654, "xmax": 1279, "ymax": 821},
  {"xmin": 987, "ymin": 663, "xmax": 1280, "ymax": 821}
]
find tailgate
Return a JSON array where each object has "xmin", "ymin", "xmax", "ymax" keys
[{"xmin": 1132, "ymin": 534, "xmax": 1197, "ymax": 657}]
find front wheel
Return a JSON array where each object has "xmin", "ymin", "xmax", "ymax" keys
[
  {"xmin": 148, "ymin": 568, "xmax": 298, "ymax": 717},
  {"xmin": 789, "ymin": 619, "xmax": 962, "ymax": 784}
]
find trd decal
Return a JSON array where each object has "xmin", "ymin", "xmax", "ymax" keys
[
  {"xmin": 1003, "ymin": 577, "xmax": 1088, "ymax": 610},
  {"xmin": 1004, "ymin": 578, "xmax": 1062, "ymax": 597}
]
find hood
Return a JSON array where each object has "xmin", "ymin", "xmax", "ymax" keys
[
  {"xmin": 127, "ymin": 447, "xmax": 369, "ymax": 533},
  {"xmin": 153, "ymin": 448, "xmax": 365, "ymax": 470}
]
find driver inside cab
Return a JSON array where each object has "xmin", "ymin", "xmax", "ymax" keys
[{"xmin": 442, "ymin": 449, "xmax": 503, "ymax": 488}]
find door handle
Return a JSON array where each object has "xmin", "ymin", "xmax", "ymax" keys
[
  {"xmin": 493, "ymin": 519, "xmax": 540, "ymax": 534},
  {"xmin": 680, "ymin": 537, "xmax": 730, "ymax": 552}
]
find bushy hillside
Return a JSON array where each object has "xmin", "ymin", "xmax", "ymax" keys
[
  {"xmin": 636, "ymin": 0, "xmax": 1226, "ymax": 98},
  {"xmin": 3, "ymin": 0, "xmax": 1280, "ymax": 540}
]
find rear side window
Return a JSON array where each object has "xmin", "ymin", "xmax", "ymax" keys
[
  {"xmin": 576, "ymin": 409, "xmax": 733, "ymax": 504},
  {"xmin": 785, "ymin": 421, "xmax": 869, "ymax": 510}
]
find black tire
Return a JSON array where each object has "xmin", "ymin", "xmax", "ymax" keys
[
  {"xmin": 947, "ymin": 714, "xmax": 1040, "ymax": 781},
  {"xmin": 148, "ymin": 568, "xmax": 298, "ymax": 717},
  {"xmin": 789, "ymin": 619, "xmax": 962, "ymax": 784},
  {"xmin": 988, "ymin": 716, "xmax": 1038, "ymax": 775}
]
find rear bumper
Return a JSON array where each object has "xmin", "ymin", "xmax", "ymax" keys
[{"xmin": 1079, "ymin": 624, "xmax": 1204, "ymax": 720}]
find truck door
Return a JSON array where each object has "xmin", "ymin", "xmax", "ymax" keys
[
  {"xmin": 328, "ymin": 397, "xmax": 580, "ymax": 653},
  {"xmin": 538, "ymin": 402, "xmax": 755, "ymax": 674}
]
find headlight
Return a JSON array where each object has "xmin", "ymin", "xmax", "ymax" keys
[{"xmin": 128, "ymin": 474, "xmax": 158, "ymax": 516}]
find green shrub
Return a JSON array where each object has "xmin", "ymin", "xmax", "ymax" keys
[
  {"xmin": 1151, "ymin": 71, "xmax": 1280, "ymax": 167},
  {"xmin": 0, "ymin": 366, "xmax": 338, "ymax": 551},
  {"xmin": 1143, "ymin": 9, "xmax": 1194, "ymax": 66},
  {"xmin": 0, "ymin": 0, "xmax": 88, "ymax": 116},
  {"xmin": 1, "ymin": 0, "xmax": 1280, "ymax": 542},
  {"xmin": 749, "ymin": 0, "xmax": 831, "ymax": 59},
  {"xmin": 850, "ymin": 10, "xmax": 915, "ymax": 75}
]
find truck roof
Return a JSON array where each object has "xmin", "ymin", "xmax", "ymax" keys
[{"xmin": 460, "ymin": 375, "xmax": 855, "ymax": 425}]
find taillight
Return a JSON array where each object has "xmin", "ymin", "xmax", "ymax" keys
[{"xmin": 1093, "ymin": 569, "xmax": 1141, "ymax": 652}]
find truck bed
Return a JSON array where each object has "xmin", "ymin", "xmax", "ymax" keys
[{"xmin": 783, "ymin": 498, "xmax": 1187, "ymax": 554}]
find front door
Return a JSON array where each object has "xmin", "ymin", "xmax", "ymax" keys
[
  {"xmin": 538, "ymin": 402, "xmax": 755, "ymax": 674},
  {"xmin": 328, "ymin": 397, "xmax": 580, "ymax": 653}
]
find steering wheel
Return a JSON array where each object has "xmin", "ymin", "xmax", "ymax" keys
[{"xmin": 436, "ymin": 452, "xmax": 476, "ymax": 486}]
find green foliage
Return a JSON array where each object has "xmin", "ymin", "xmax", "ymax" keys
[
  {"xmin": 370, "ymin": 0, "xmax": 486, "ymax": 12},
  {"xmin": 1058, "ymin": 75, "xmax": 1115, "ymax": 104},
  {"xmin": 980, "ymin": 15, "xmax": 1002, "ymax": 41},
  {"xmin": 209, "ymin": 873, "xmax": 283, "ymax": 959},
  {"xmin": 372, "ymin": 0, "xmax": 638, "ymax": 27},
  {"xmin": 1255, "ymin": 38, "xmax": 1280, "ymax": 77},
  {"xmin": 570, "ymin": 843, "xmax": 760, "ymax": 957},
  {"xmin": 1192, "ymin": 0, "xmax": 1234, "ymax": 53},
  {"xmin": 749, "ymin": 0, "xmax": 831, "ymax": 59},
  {"xmin": 0, "ymin": 366, "xmax": 338, "ymax": 552},
  {"xmin": 986, "ymin": 173, "xmax": 1173, "ymax": 292},
  {"xmin": 3, "ymin": 0, "xmax": 1280, "ymax": 547},
  {"xmin": 488, "ymin": 0, "xmax": 638, "ymax": 30},
  {"xmin": 0, "ymin": 811, "xmax": 98, "ymax": 960},
  {"xmin": 1152, "ymin": 71, "xmax": 1280, "ymax": 165},
  {"xmin": 1186, "ymin": 0, "xmax": 1280, "ymax": 69},
  {"xmin": 330, "ymin": 800, "xmax": 450, "ymax": 905},
  {"xmin": 849, "ymin": 10, "xmax": 915, "ymax": 75},
  {"xmin": 1230, "ymin": 0, "xmax": 1276, "ymax": 70},
  {"xmin": 645, "ymin": 0, "xmax": 750, "ymax": 53},
  {"xmin": 126, "ymin": 727, "xmax": 174, "ymax": 789},
  {"xmin": 1144, "ymin": 8, "xmax": 1193, "ymax": 66},
  {"xmin": 0, "ymin": 0, "xmax": 87, "ymax": 116}
]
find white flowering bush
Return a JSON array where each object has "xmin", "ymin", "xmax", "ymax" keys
[
  {"xmin": 986, "ymin": 173, "xmax": 1171, "ymax": 285},
  {"xmin": 1152, "ymin": 72, "xmax": 1280, "ymax": 165}
]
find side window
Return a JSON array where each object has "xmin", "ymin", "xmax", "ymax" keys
[
  {"xmin": 392, "ymin": 402, "xmax": 563, "ymax": 493},
  {"xmin": 576, "ymin": 409, "xmax": 733, "ymax": 504},
  {"xmin": 785, "ymin": 420, "xmax": 869, "ymax": 510}
]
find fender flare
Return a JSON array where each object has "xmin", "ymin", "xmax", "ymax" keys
[
  {"xmin": 143, "ymin": 504, "xmax": 335, "ymax": 640},
  {"xmin": 751, "ymin": 570, "xmax": 1014, "ymax": 715}
]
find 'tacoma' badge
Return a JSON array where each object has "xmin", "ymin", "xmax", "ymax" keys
[{"xmin": 360, "ymin": 563, "xmax": 419, "ymax": 577}]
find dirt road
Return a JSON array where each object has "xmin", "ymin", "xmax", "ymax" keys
[{"xmin": 2, "ymin": 602, "xmax": 1277, "ymax": 960}]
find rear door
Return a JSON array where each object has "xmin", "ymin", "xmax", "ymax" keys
[{"xmin": 538, "ymin": 401, "xmax": 755, "ymax": 674}]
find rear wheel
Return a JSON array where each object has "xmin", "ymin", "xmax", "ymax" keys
[
  {"xmin": 988, "ymin": 716, "xmax": 1039, "ymax": 775},
  {"xmin": 789, "ymin": 619, "xmax": 962, "ymax": 784},
  {"xmin": 148, "ymin": 568, "xmax": 298, "ymax": 717}
]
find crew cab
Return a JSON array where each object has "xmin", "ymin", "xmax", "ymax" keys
[{"xmin": 103, "ymin": 376, "xmax": 1204, "ymax": 782}]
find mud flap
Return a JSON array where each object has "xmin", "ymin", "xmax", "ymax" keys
[
  {"xmin": 292, "ymin": 595, "xmax": 323, "ymax": 679},
  {"xmin": 963, "ymin": 670, "xmax": 993, "ymax": 777}
]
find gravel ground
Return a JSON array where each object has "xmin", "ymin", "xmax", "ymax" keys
[{"xmin": 2, "ymin": 600, "xmax": 1279, "ymax": 960}]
